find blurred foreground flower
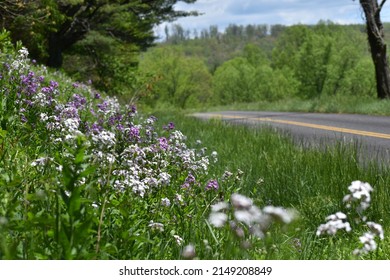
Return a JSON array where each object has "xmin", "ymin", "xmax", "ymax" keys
[
  {"xmin": 182, "ymin": 244, "xmax": 196, "ymax": 259},
  {"xmin": 208, "ymin": 193, "xmax": 297, "ymax": 240}
]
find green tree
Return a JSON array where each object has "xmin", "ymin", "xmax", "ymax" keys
[
  {"xmin": 211, "ymin": 44, "xmax": 292, "ymax": 104},
  {"xmin": 212, "ymin": 57, "xmax": 256, "ymax": 104},
  {"xmin": 2, "ymin": 0, "xmax": 198, "ymax": 68},
  {"xmin": 272, "ymin": 22, "xmax": 373, "ymax": 99},
  {"xmin": 138, "ymin": 46, "xmax": 212, "ymax": 108}
]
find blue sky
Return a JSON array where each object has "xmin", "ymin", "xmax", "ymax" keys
[{"xmin": 155, "ymin": 0, "xmax": 390, "ymax": 38}]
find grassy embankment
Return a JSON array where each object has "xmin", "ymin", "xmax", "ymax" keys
[{"xmin": 155, "ymin": 110, "xmax": 390, "ymax": 259}]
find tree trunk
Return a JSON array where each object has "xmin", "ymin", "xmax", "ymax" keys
[{"xmin": 360, "ymin": 0, "xmax": 390, "ymax": 99}]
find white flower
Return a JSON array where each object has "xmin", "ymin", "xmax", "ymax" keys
[
  {"xmin": 316, "ymin": 211, "xmax": 351, "ymax": 236},
  {"xmin": 354, "ymin": 232, "xmax": 378, "ymax": 255},
  {"xmin": 211, "ymin": 151, "xmax": 218, "ymax": 162},
  {"xmin": 263, "ymin": 206, "xmax": 296, "ymax": 224},
  {"xmin": 211, "ymin": 201, "xmax": 229, "ymax": 212},
  {"xmin": 366, "ymin": 221, "xmax": 384, "ymax": 240},
  {"xmin": 327, "ymin": 212, "xmax": 347, "ymax": 221},
  {"xmin": 158, "ymin": 172, "xmax": 171, "ymax": 186},
  {"xmin": 40, "ymin": 113, "xmax": 49, "ymax": 122},
  {"xmin": 92, "ymin": 129, "xmax": 116, "ymax": 148},
  {"xmin": 182, "ymin": 244, "xmax": 196, "ymax": 259},
  {"xmin": 231, "ymin": 193, "xmax": 253, "ymax": 209},
  {"xmin": 18, "ymin": 47, "xmax": 29, "ymax": 58},
  {"xmin": 233, "ymin": 205, "xmax": 263, "ymax": 226},
  {"xmin": 175, "ymin": 193, "xmax": 184, "ymax": 204},
  {"xmin": 222, "ymin": 170, "xmax": 233, "ymax": 181},
  {"xmin": 343, "ymin": 180, "xmax": 373, "ymax": 213},
  {"xmin": 173, "ymin": 235, "xmax": 184, "ymax": 245},
  {"xmin": 148, "ymin": 221, "xmax": 164, "ymax": 232},
  {"xmin": 56, "ymin": 165, "xmax": 63, "ymax": 172},
  {"xmin": 234, "ymin": 210, "xmax": 253, "ymax": 226},
  {"xmin": 161, "ymin": 197, "xmax": 171, "ymax": 207},
  {"xmin": 62, "ymin": 118, "xmax": 80, "ymax": 133},
  {"xmin": 209, "ymin": 212, "xmax": 228, "ymax": 228},
  {"xmin": 31, "ymin": 157, "xmax": 53, "ymax": 167}
]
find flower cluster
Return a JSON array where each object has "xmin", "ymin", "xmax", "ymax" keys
[
  {"xmin": 353, "ymin": 222, "xmax": 384, "ymax": 256},
  {"xmin": 317, "ymin": 181, "xmax": 384, "ymax": 256},
  {"xmin": 2, "ymin": 47, "xmax": 217, "ymax": 202},
  {"xmin": 316, "ymin": 212, "xmax": 351, "ymax": 236},
  {"xmin": 343, "ymin": 180, "xmax": 373, "ymax": 215},
  {"xmin": 209, "ymin": 193, "xmax": 297, "ymax": 239}
]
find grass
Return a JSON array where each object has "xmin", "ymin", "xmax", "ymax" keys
[
  {"xmin": 155, "ymin": 111, "xmax": 390, "ymax": 259},
  {"xmin": 194, "ymin": 95, "xmax": 390, "ymax": 116}
]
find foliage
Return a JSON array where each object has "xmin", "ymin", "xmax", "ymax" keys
[
  {"xmin": 146, "ymin": 21, "xmax": 377, "ymax": 108},
  {"xmin": 138, "ymin": 46, "xmax": 212, "ymax": 109},
  {"xmin": 212, "ymin": 44, "xmax": 297, "ymax": 104},
  {"xmin": 1, "ymin": 0, "xmax": 199, "ymax": 95}
]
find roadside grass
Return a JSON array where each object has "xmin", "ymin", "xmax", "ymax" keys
[
  {"xmin": 196, "ymin": 95, "xmax": 390, "ymax": 116},
  {"xmin": 155, "ymin": 111, "xmax": 390, "ymax": 259}
]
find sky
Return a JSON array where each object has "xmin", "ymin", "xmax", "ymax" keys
[{"xmin": 155, "ymin": 0, "xmax": 390, "ymax": 38}]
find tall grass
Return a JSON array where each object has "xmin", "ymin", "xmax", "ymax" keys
[
  {"xmin": 200, "ymin": 95, "xmax": 390, "ymax": 116},
  {"xmin": 155, "ymin": 111, "xmax": 390, "ymax": 259}
]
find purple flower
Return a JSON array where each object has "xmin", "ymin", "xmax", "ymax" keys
[
  {"xmin": 72, "ymin": 94, "xmax": 87, "ymax": 108},
  {"xmin": 158, "ymin": 137, "xmax": 169, "ymax": 150},
  {"xmin": 97, "ymin": 101, "xmax": 108, "ymax": 112},
  {"xmin": 163, "ymin": 122, "xmax": 175, "ymax": 130},
  {"xmin": 116, "ymin": 124, "xmax": 124, "ymax": 131},
  {"xmin": 20, "ymin": 114, "xmax": 27, "ymax": 123},
  {"xmin": 129, "ymin": 126, "xmax": 140, "ymax": 141},
  {"xmin": 23, "ymin": 99, "xmax": 33, "ymax": 107},
  {"xmin": 182, "ymin": 173, "xmax": 196, "ymax": 188},
  {"xmin": 90, "ymin": 123, "xmax": 103, "ymax": 134},
  {"xmin": 41, "ymin": 87, "xmax": 50, "ymax": 94},
  {"xmin": 126, "ymin": 104, "xmax": 137, "ymax": 118},
  {"xmin": 205, "ymin": 179, "xmax": 219, "ymax": 191},
  {"xmin": 49, "ymin": 80, "xmax": 59, "ymax": 88}
]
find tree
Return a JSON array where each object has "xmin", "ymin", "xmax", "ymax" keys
[
  {"xmin": 1, "ymin": 0, "xmax": 198, "ymax": 69},
  {"xmin": 358, "ymin": 0, "xmax": 390, "ymax": 98},
  {"xmin": 138, "ymin": 46, "xmax": 212, "ymax": 108}
]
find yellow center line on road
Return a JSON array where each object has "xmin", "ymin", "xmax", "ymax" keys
[{"xmin": 200, "ymin": 113, "xmax": 390, "ymax": 140}]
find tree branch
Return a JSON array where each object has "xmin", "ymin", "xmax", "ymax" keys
[
  {"xmin": 379, "ymin": 0, "xmax": 387, "ymax": 13},
  {"xmin": 375, "ymin": 0, "xmax": 388, "ymax": 18}
]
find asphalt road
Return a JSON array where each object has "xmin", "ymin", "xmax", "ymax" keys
[{"xmin": 191, "ymin": 111, "xmax": 390, "ymax": 164}]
